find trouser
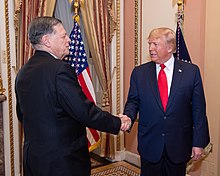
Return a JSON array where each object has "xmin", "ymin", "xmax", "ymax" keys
[{"xmin": 140, "ymin": 147, "xmax": 186, "ymax": 176}]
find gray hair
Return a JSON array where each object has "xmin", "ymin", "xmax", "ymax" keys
[{"xmin": 28, "ymin": 16, "xmax": 62, "ymax": 45}]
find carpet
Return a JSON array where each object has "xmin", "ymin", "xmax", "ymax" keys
[
  {"xmin": 91, "ymin": 161, "xmax": 140, "ymax": 176},
  {"xmin": 90, "ymin": 153, "xmax": 111, "ymax": 169}
]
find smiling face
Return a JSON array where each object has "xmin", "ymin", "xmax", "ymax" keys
[
  {"xmin": 45, "ymin": 23, "xmax": 71, "ymax": 59},
  {"xmin": 147, "ymin": 28, "xmax": 176, "ymax": 64}
]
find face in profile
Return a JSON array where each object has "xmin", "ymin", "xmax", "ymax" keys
[{"xmin": 47, "ymin": 23, "xmax": 71, "ymax": 59}]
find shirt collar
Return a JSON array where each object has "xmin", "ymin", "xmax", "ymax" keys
[
  {"xmin": 156, "ymin": 55, "xmax": 175, "ymax": 71},
  {"xmin": 164, "ymin": 55, "xmax": 174, "ymax": 71},
  {"xmin": 48, "ymin": 52, "xmax": 58, "ymax": 59}
]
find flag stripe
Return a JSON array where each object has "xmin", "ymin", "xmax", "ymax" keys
[
  {"xmin": 86, "ymin": 128, "xmax": 99, "ymax": 146},
  {"xmin": 78, "ymin": 68, "xmax": 96, "ymax": 103},
  {"xmin": 88, "ymin": 128, "xmax": 100, "ymax": 141},
  {"xmin": 82, "ymin": 68, "xmax": 96, "ymax": 102},
  {"xmin": 78, "ymin": 71, "xmax": 94, "ymax": 103}
]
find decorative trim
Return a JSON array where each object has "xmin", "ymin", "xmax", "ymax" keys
[
  {"xmin": 116, "ymin": 0, "xmax": 121, "ymax": 151},
  {"xmin": 0, "ymin": 75, "xmax": 6, "ymax": 95},
  {"xmin": 134, "ymin": 0, "xmax": 139, "ymax": 66},
  {"xmin": 14, "ymin": 0, "xmax": 22, "ymax": 38},
  {"xmin": 108, "ymin": 0, "xmax": 117, "ymax": 42},
  {"xmin": 4, "ymin": 0, "xmax": 15, "ymax": 175}
]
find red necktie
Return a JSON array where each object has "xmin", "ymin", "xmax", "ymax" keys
[{"xmin": 158, "ymin": 64, "xmax": 168, "ymax": 111}]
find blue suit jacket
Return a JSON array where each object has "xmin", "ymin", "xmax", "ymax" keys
[{"xmin": 124, "ymin": 58, "xmax": 210, "ymax": 163}]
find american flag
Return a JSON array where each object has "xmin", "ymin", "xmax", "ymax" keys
[
  {"xmin": 174, "ymin": 11, "xmax": 191, "ymax": 63},
  {"xmin": 174, "ymin": 22, "xmax": 191, "ymax": 63},
  {"xmin": 66, "ymin": 17, "xmax": 100, "ymax": 152}
]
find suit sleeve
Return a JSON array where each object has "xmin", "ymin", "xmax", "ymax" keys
[
  {"xmin": 15, "ymin": 77, "xmax": 23, "ymax": 123},
  {"xmin": 124, "ymin": 68, "xmax": 139, "ymax": 124},
  {"xmin": 192, "ymin": 66, "xmax": 210, "ymax": 148},
  {"xmin": 55, "ymin": 63, "xmax": 121, "ymax": 135}
]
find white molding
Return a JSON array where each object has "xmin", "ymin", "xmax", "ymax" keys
[{"xmin": 124, "ymin": 151, "xmax": 141, "ymax": 167}]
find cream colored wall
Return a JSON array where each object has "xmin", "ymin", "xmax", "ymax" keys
[
  {"xmin": 141, "ymin": 0, "xmax": 177, "ymax": 63},
  {"xmin": 203, "ymin": 0, "xmax": 220, "ymax": 175},
  {"xmin": 184, "ymin": 1, "xmax": 206, "ymax": 175},
  {"xmin": 186, "ymin": 0, "xmax": 220, "ymax": 175}
]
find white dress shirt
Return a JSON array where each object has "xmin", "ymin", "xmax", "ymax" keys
[{"xmin": 156, "ymin": 56, "xmax": 174, "ymax": 96}]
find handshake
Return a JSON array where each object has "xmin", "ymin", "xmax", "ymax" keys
[{"xmin": 118, "ymin": 114, "xmax": 131, "ymax": 131}]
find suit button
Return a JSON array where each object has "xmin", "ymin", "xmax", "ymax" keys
[
  {"xmin": 162, "ymin": 133, "xmax": 165, "ymax": 136},
  {"xmin": 164, "ymin": 116, "xmax": 167, "ymax": 119}
]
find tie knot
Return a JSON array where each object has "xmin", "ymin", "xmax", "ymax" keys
[{"xmin": 160, "ymin": 64, "xmax": 166, "ymax": 70}]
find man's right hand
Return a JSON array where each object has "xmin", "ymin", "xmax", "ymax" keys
[{"xmin": 118, "ymin": 114, "xmax": 131, "ymax": 131}]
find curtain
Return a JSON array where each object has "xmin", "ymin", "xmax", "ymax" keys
[
  {"xmin": 54, "ymin": 0, "xmax": 75, "ymax": 36},
  {"xmin": 14, "ymin": 0, "xmax": 56, "ymax": 69},
  {"xmin": 80, "ymin": 0, "xmax": 117, "ymax": 158}
]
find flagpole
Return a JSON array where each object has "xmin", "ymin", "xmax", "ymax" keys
[
  {"xmin": 68, "ymin": 0, "xmax": 101, "ymax": 152},
  {"xmin": 73, "ymin": 0, "xmax": 80, "ymax": 23},
  {"xmin": 177, "ymin": 0, "xmax": 183, "ymax": 29},
  {"xmin": 177, "ymin": 0, "xmax": 183, "ymax": 12},
  {"xmin": 176, "ymin": 0, "xmax": 184, "ymax": 60},
  {"xmin": 73, "ymin": 0, "xmax": 79, "ymax": 15}
]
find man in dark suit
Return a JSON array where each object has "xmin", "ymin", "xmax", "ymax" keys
[
  {"xmin": 15, "ymin": 16, "xmax": 130, "ymax": 176},
  {"xmin": 123, "ymin": 27, "xmax": 210, "ymax": 176}
]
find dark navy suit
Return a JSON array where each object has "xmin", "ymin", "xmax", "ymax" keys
[
  {"xmin": 124, "ymin": 58, "xmax": 210, "ymax": 164},
  {"xmin": 15, "ymin": 50, "xmax": 121, "ymax": 176}
]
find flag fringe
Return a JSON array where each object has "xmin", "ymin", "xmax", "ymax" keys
[{"xmin": 89, "ymin": 139, "xmax": 101, "ymax": 152}]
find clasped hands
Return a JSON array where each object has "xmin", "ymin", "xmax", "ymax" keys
[{"xmin": 118, "ymin": 114, "xmax": 131, "ymax": 131}]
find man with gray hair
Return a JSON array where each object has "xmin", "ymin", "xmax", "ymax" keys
[{"xmin": 15, "ymin": 16, "xmax": 131, "ymax": 176}]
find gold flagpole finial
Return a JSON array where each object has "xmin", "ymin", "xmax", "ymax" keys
[
  {"xmin": 74, "ymin": 0, "xmax": 79, "ymax": 15},
  {"xmin": 73, "ymin": 0, "xmax": 80, "ymax": 23},
  {"xmin": 177, "ymin": 0, "xmax": 183, "ymax": 12}
]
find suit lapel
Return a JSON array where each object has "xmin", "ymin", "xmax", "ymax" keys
[
  {"xmin": 166, "ymin": 59, "xmax": 184, "ymax": 111},
  {"xmin": 148, "ymin": 62, "xmax": 164, "ymax": 111}
]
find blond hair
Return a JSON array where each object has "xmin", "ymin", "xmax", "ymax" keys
[{"xmin": 148, "ymin": 27, "xmax": 176, "ymax": 53}]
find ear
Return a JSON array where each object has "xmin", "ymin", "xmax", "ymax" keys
[
  {"xmin": 41, "ymin": 34, "xmax": 51, "ymax": 47},
  {"xmin": 167, "ymin": 48, "xmax": 172, "ymax": 53},
  {"xmin": 167, "ymin": 44, "xmax": 173, "ymax": 53}
]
